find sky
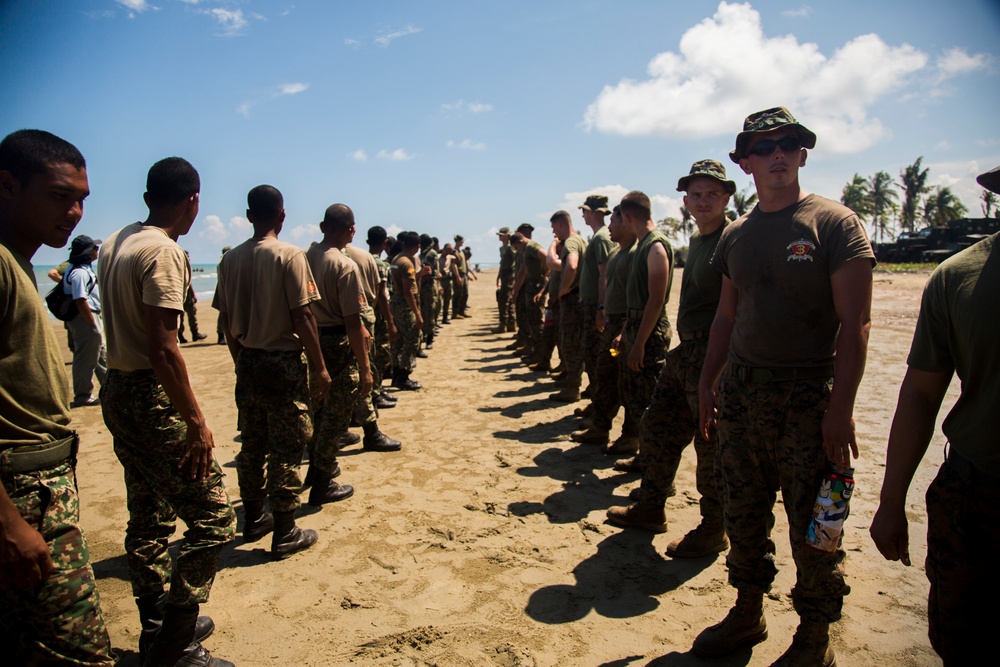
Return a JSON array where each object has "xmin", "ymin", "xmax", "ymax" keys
[{"xmin": 2, "ymin": 0, "xmax": 998, "ymax": 265}]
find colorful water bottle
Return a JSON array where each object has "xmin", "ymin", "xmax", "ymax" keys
[{"xmin": 805, "ymin": 463, "xmax": 855, "ymax": 553}]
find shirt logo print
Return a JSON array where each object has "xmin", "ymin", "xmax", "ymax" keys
[{"xmin": 786, "ymin": 239, "xmax": 815, "ymax": 262}]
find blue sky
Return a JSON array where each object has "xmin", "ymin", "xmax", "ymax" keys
[{"xmin": 2, "ymin": 0, "xmax": 998, "ymax": 265}]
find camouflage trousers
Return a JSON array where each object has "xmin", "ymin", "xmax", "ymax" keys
[
  {"xmin": 178, "ymin": 295, "xmax": 201, "ymax": 338},
  {"xmin": 518, "ymin": 278, "xmax": 545, "ymax": 354},
  {"xmin": 590, "ymin": 314, "xmax": 624, "ymax": 432},
  {"xmin": 716, "ymin": 368, "xmax": 848, "ymax": 623},
  {"xmin": 0, "ymin": 446, "xmax": 114, "ymax": 666},
  {"xmin": 390, "ymin": 294, "xmax": 420, "ymax": 371},
  {"xmin": 582, "ymin": 304, "xmax": 600, "ymax": 391},
  {"xmin": 637, "ymin": 339, "xmax": 722, "ymax": 525},
  {"xmin": 352, "ymin": 309, "xmax": 378, "ymax": 427},
  {"xmin": 558, "ymin": 297, "xmax": 587, "ymax": 391},
  {"xmin": 497, "ymin": 272, "xmax": 515, "ymax": 328},
  {"xmin": 234, "ymin": 349, "xmax": 312, "ymax": 512},
  {"xmin": 452, "ymin": 277, "xmax": 464, "ymax": 316},
  {"xmin": 440, "ymin": 279, "xmax": 453, "ymax": 321},
  {"xmin": 373, "ymin": 311, "xmax": 391, "ymax": 388},
  {"xmin": 925, "ymin": 453, "xmax": 998, "ymax": 663},
  {"xmin": 420, "ymin": 281, "xmax": 437, "ymax": 341},
  {"xmin": 622, "ymin": 318, "xmax": 671, "ymax": 450},
  {"xmin": 539, "ymin": 299, "xmax": 560, "ymax": 364},
  {"xmin": 311, "ymin": 329, "xmax": 359, "ymax": 473},
  {"xmin": 103, "ymin": 370, "xmax": 235, "ymax": 606}
]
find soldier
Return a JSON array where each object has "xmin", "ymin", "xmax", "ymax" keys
[
  {"xmin": 612, "ymin": 191, "xmax": 673, "ymax": 465},
  {"xmin": 419, "ymin": 233, "xmax": 440, "ymax": 349},
  {"xmin": 390, "ymin": 232, "xmax": 424, "ymax": 390},
  {"xmin": 547, "ymin": 210, "xmax": 587, "ymax": 401},
  {"xmin": 573, "ymin": 205, "xmax": 635, "ymax": 447},
  {"xmin": 215, "ymin": 184, "xmax": 334, "ymax": 557},
  {"xmin": 215, "ymin": 245, "xmax": 231, "ymax": 344},
  {"xmin": 870, "ymin": 167, "xmax": 1000, "ymax": 665},
  {"xmin": 177, "ymin": 250, "xmax": 207, "ymax": 343},
  {"xmin": 577, "ymin": 195, "xmax": 616, "ymax": 410},
  {"xmin": 494, "ymin": 227, "xmax": 516, "ymax": 334},
  {"xmin": 452, "ymin": 234, "xmax": 470, "ymax": 318},
  {"xmin": 533, "ymin": 237, "xmax": 563, "ymax": 374},
  {"xmin": 510, "ymin": 228, "xmax": 547, "ymax": 363},
  {"xmin": 100, "ymin": 157, "xmax": 235, "ymax": 667},
  {"xmin": 607, "ymin": 161, "xmax": 734, "ymax": 561},
  {"xmin": 0, "ymin": 129, "xmax": 114, "ymax": 666},
  {"xmin": 438, "ymin": 243, "xmax": 460, "ymax": 324},
  {"xmin": 365, "ymin": 227, "xmax": 398, "ymax": 407},
  {"xmin": 695, "ymin": 108, "xmax": 874, "ymax": 665}
]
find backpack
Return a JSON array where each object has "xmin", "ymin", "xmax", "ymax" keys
[{"xmin": 45, "ymin": 265, "xmax": 94, "ymax": 322}]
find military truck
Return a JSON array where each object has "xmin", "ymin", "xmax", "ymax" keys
[{"xmin": 874, "ymin": 217, "xmax": 1000, "ymax": 263}]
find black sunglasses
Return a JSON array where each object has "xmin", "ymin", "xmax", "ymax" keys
[{"xmin": 746, "ymin": 136, "xmax": 803, "ymax": 157}]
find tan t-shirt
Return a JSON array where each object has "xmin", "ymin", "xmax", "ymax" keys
[
  {"xmin": 390, "ymin": 254, "xmax": 418, "ymax": 298},
  {"xmin": 344, "ymin": 244, "xmax": 379, "ymax": 306},
  {"xmin": 0, "ymin": 242, "xmax": 73, "ymax": 445},
  {"xmin": 213, "ymin": 235, "xmax": 319, "ymax": 352},
  {"xmin": 306, "ymin": 242, "xmax": 364, "ymax": 327},
  {"xmin": 99, "ymin": 222, "xmax": 190, "ymax": 371}
]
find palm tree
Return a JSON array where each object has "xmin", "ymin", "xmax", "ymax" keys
[
  {"xmin": 899, "ymin": 157, "xmax": 930, "ymax": 233},
  {"xmin": 923, "ymin": 186, "xmax": 968, "ymax": 226},
  {"xmin": 841, "ymin": 173, "xmax": 873, "ymax": 222},
  {"xmin": 731, "ymin": 185, "xmax": 758, "ymax": 217},
  {"xmin": 679, "ymin": 206, "xmax": 693, "ymax": 241},
  {"xmin": 868, "ymin": 171, "xmax": 899, "ymax": 243},
  {"xmin": 982, "ymin": 189, "xmax": 998, "ymax": 218}
]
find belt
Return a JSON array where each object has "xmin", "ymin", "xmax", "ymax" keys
[
  {"xmin": 560, "ymin": 289, "xmax": 580, "ymax": 302},
  {"xmin": 730, "ymin": 362, "xmax": 835, "ymax": 384},
  {"xmin": 319, "ymin": 325, "xmax": 347, "ymax": 335},
  {"xmin": 945, "ymin": 446, "xmax": 1000, "ymax": 482},
  {"xmin": 679, "ymin": 330, "xmax": 709, "ymax": 342},
  {"xmin": 627, "ymin": 308, "xmax": 645, "ymax": 319},
  {"xmin": 10, "ymin": 435, "xmax": 78, "ymax": 473}
]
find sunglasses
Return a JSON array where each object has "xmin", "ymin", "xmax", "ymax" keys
[{"xmin": 746, "ymin": 136, "xmax": 803, "ymax": 157}]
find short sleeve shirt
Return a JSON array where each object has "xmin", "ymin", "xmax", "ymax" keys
[
  {"xmin": 524, "ymin": 241, "xmax": 545, "ymax": 280},
  {"xmin": 0, "ymin": 242, "xmax": 73, "ymax": 446},
  {"xmin": 306, "ymin": 242, "xmax": 364, "ymax": 328},
  {"xmin": 390, "ymin": 254, "xmax": 418, "ymax": 298},
  {"xmin": 712, "ymin": 194, "xmax": 876, "ymax": 367},
  {"xmin": 213, "ymin": 235, "xmax": 320, "ymax": 352},
  {"xmin": 99, "ymin": 222, "xmax": 190, "ymax": 371},
  {"xmin": 67, "ymin": 263, "xmax": 100, "ymax": 312},
  {"xmin": 907, "ymin": 233, "xmax": 999, "ymax": 473},
  {"xmin": 499, "ymin": 244, "xmax": 515, "ymax": 276},
  {"xmin": 676, "ymin": 223, "xmax": 726, "ymax": 333},
  {"xmin": 344, "ymin": 245, "xmax": 379, "ymax": 306},
  {"xmin": 604, "ymin": 243, "xmax": 631, "ymax": 317},
  {"xmin": 580, "ymin": 226, "xmax": 615, "ymax": 304},
  {"xmin": 560, "ymin": 233, "xmax": 587, "ymax": 292}
]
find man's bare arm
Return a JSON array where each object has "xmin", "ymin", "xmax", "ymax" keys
[
  {"xmin": 628, "ymin": 243, "xmax": 669, "ymax": 371},
  {"xmin": 558, "ymin": 251, "xmax": 579, "ymax": 298},
  {"xmin": 0, "ymin": 485, "xmax": 54, "ymax": 590},
  {"xmin": 546, "ymin": 239, "xmax": 562, "ymax": 271},
  {"xmin": 345, "ymin": 312, "xmax": 373, "ymax": 397},
  {"xmin": 73, "ymin": 298, "xmax": 97, "ymax": 329},
  {"xmin": 698, "ymin": 276, "xmax": 738, "ymax": 438},
  {"xmin": 291, "ymin": 304, "xmax": 332, "ymax": 401}
]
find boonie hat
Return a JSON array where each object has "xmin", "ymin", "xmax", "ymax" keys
[
  {"xmin": 977, "ymin": 165, "xmax": 1000, "ymax": 195},
  {"xmin": 497, "ymin": 226, "xmax": 511, "ymax": 235},
  {"xmin": 730, "ymin": 106, "xmax": 816, "ymax": 163},
  {"xmin": 578, "ymin": 195, "xmax": 611, "ymax": 214},
  {"xmin": 677, "ymin": 159, "xmax": 737, "ymax": 195},
  {"xmin": 454, "ymin": 234, "xmax": 464, "ymax": 242}
]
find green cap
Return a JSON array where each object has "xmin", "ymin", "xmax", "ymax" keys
[
  {"xmin": 497, "ymin": 226, "xmax": 511, "ymax": 235},
  {"xmin": 677, "ymin": 159, "xmax": 737, "ymax": 194},
  {"xmin": 977, "ymin": 165, "xmax": 1000, "ymax": 195},
  {"xmin": 730, "ymin": 106, "xmax": 816, "ymax": 163},
  {"xmin": 578, "ymin": 194, "xmax": 611, "ymax": 214}
]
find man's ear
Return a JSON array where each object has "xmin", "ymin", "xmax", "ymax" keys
[
  {"xmin": 738, "ymin": 158, "xmax": 752, "ymax": 175},
  {"xmin": 0, "ymin": 170, "xmax": 21, "ymax": 202},
  {"xmin": 800, "ymin": 149, "xmax": 808, "ymax": 168}
]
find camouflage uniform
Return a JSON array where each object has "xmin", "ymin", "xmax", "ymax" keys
[
  {"xmin": 311, "ymin": 330, "xmax": 360, "ymax": 472},
  {"xmin": 178, "ymin": 289, "xmax": 202, "ymax": 340},
  {"xmin": 440, "ymin": 273, "xmax": 454, "ymax": 322},
  {"xmin": 497, "ymin": 244, "xmax": 515, "ymax": 330},
  {"xmin": 103, "ymin": 369, "xmax": 236, "ymax": 605},
  {"xmin": 233, "ymin": 350, "xmax": 312, "ymax": 510},
  {"xmin": 351, "ymin": 306, "xmax": 379, "ymax": 426},
  {"xmin": 590, "ymin": 314, "xmax": 624, "ymax": 432},
  {"xmin": 557, "ymin": 234, "xmax": 587, "ymax": 389},
  {"xmin": 419, "ymin": 248, "xmax": 439, "ymax": 342},
  {"xmin": 372, "ymin": 255, "xmax": 392, "ymax": 386},
  {"xmin": 390, "ymin": 294, "xmax": 420, "ymax": 371},
  {"xmin": 715, "ymin": 368, "xmax": 847, "ymax": 622}
]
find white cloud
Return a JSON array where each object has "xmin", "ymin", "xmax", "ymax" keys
[
  {"xmin": 385, "ymin": 224, "xmax": 404, "ymax": 237},
  {"xmin": 441, "ymin": 99, "xmax": 493, "ymax": 114},
  {"xmin": 229, "ymin": 216, "xmax": 251, "ymax": 232},
  {"xmin": 582, "ymin": 1, "xmax": 927, "ymax": 154},
  {"xmin": 446, "ymin": 139, "xmax": 486, "ymax": 151},
  {"xmin": 344, "ymin": 37, "xmax": 361, "ymax": 48},
  {"xmin": 350, "ymin": 149, "xmax": 369, "ymax": 162},
  {"xmin": 375, "ymin": 25, "xmax": 421, "ymax": 47},
  {"xmin": 237, "ymin": 82, "xmax": 310, "ymax": 117},
  {"xmin": 934, "ymin": 140, "xmax": 951, "ymax": 152},
  {"xmin": 781, "ymin": 6, "xmax": 812, "ymax": 17},
  {"xmin": 116, "ymin": 0, "xmax": 152, "ymax": 12},
  {"xmin": 376, "ymin": 148, "xmax": 414, "ymax": 161},
  {"xmin": 933, "ymin": 47, "xmax": 991, "ymax": 84},
  {"xmin": 199, "ymin": 215, "xmax": 228, "ymax": 245},
  {"xmin": 548, "ymin": 186, "xmax": 684, "ymax": 227},
  {"xmin": 289, "ymin": 224, "xmax": 321, "ymax": 241},
  {"xmin": 207, "ymin": 8, "xmax": 248, "ymax": 36}
]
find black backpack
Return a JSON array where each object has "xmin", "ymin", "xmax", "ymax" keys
[{"xmin": 45, "ymin": 265, "xmax": 94, "ymax": 322}]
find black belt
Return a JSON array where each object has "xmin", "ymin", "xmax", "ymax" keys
[
  {"xmin": 730, "ymin": 362, "xmax": 834, "ymax": 384},
  {"xmin": 9, "ymin": 435, "xmax": 78, "ymax": 473},
  {"xmin": 319, "ymin": 325, "xmax": 347, "ymax": 335},
  {"xmin": 560, "ymin": 288, "xmax": 580, "ymax": 303},
  {"xmin": 945, "ymin": 446, "xmax": 1000, "ymax": 482},
  {"xmin": 679, "ymin": 330, "xmax": 709, "ymax": 342}
]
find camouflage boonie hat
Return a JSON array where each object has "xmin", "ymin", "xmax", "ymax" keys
[
  {"xmin": 730, "ymin": 106, "xmax": 817, "ymax": 163},
  {"xmin": 677, "ymin": 159, "xmax": 737, "ymax": 195},
  {"xmin": 497, "ymin": 226, "xmax": 511, "ymax": 235},
  {"xmin": 454, "ymin": 234, "xmax": 464, "ymax": 242},
  {"xmin": 578, "ymin": 194, "xmax": 611, "ymax": 214},
  {"xmin": 977, "ymin": 165, "xmax": 1000, "ymax": 195}
]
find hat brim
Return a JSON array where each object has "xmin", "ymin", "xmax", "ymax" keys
[
  {"xmin": 677, "ymin": 174, "xmax": 737, "ymax": 195},
  {"xmin": 729, "ymin": 124, "xmax": 817, "ymax": 163},
  {"xmin": 977, "ymin": 166, "xmax": 1000, "ymax": 195}
]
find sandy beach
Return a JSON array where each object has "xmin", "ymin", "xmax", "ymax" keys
[{"xmin": 63, "ymin": 268, "xmax": 947, "ymax": 666}]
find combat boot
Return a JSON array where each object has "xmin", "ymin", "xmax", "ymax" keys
[
  {"xmin": 692, "ymin": 590, "xmax": 768, "ymax": 657},
  {"xmin": 362, "ymin": 424, "xmax": 402, "ymax": 451},
  {"xmin": 379, "ymin": 390, "xmax": 398, "ymax": 404},
  {"xmin": 270, "ymin": 511, "xmax": 318, "ymax": 560},
  {"xmin": 241, "ymin": 499, "xmax": 274, "ymax": 543},
  {"xmin": 573, "ymin": 404, "xmax": 593, "ymax": 418},
  {"xmin": 629, "ymin": 483, "xmax": 675, "ymax": 501},
  {"xmin": 528, "ymin": 359, "xmax": 551, "ymax": 373},
  {"xmin": 570, "ymin": 427, "xmax": 610, "ymax": 445},
  {"xmin": 137, "ymin": 594, "xmax": 215, "ymax": 664},
  {"xmin": 375, "ymin": 394, "xmax": 396, "ymax": 409},
  {"xmin": 605, "ymin": 503, "xmax": 667, "ymax": 533},
  {"xmin": 666, "ymin": 522, "xmax": 729, "ymax": 558},
  {"xmin": 548, "ymin": 387, "xmax": 580, "ymax": 402},
  {"xmin": 307, "ymin": 472, "xmax": 355, "ymax": 506},
  {"xmin": 770, "ymin": 621, "xmax": 836, "ymax": 666},
  {"xmin": 612, "ymin": 455, "xmax": 644, "ymax": 473},
  {"xmin": 143, "ymin": 603, "xmax": 232, "ymax": 667},
  {"xmin": 606, "ymin": 435, "xmax": 640, "ymax": 456}
]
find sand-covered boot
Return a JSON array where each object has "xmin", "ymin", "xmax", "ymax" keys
[
  {"xmin": 770, "ymin": 621, "xmax": 836, "ymax": 666},
  {"xmin": 692, "ymin": 590, "xmax": 767, "ymax": 657},
  {"xmin": 605, "ymin": 503, "xmax": 667, "ymax": 533},
  {"xmin": 666, "ymin": 522, "xmax": 729, "ymax": 558}
]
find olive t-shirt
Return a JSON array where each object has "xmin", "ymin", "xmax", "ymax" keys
[
  {"xmin": 626, "ymin": 229, "xmax": 674, "ymax": 315},
  {"xmin": 213, "ymin": 235, "xmax": 320, "ymax": 352},
  {"xmin": 306, "ymin": 242, "xmax": 364, "ymax": 328},
  {"xmin": 499, "ymin": 244, "xmax": 515, "ymax": 276},
  {"xmin": 712, "ymin": 194, "xmax": 876, "ymax": 368},
  {"xmin": 99, "ymin": 222, "xmax": 190, "ymax": 371},
  {"xmin": 907, "ymin": 233, "xmax": 999, "ymax": 474},
  {"xmin": 604, "ymin": 242, "xmax": 633, "ymax": 317},
  {"xmin": 560, "ymin": 233, "xmax": 587, "ymax": 293},
  {"xmin": 580, "ymin": 226, "xmax": 615, "ymax": 304},
  {"xmin": 0, "ymin": 242, "xmax": 73, "ymax": 446},
  {"xmin": 677, "ymin": 223, "xmax": 726, "ymax": 334},
  {"xmin": 390, "ymin": 254, "xmax": 418, "ymax": 298},
  {"xmin": 524, "ymin": 240, "xmax": 545, "ymax": 280}
]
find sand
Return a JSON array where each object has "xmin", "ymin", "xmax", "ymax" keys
[{"xmin": 63, "ymin": 268, "xmax": 948, "ymax": 666}]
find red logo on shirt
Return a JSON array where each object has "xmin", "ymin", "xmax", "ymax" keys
[
  {"xmin": 786, "ymin": 239, "xmax": 815, "ymax": 262},
  {"xmin": 307, "ymin": 281, "xmax": 317, "ymax": 294}
]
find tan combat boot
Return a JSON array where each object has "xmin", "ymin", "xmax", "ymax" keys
[
  {"xmin": 605, "ymin": 503, "xmax": 667, "ymax": 533},
  {"xmin": 548, "ymin": 387, "xmax": 581, "ymax": 402},
  {"xmin": 665, "ymin": 522, "xmax": 729, "ymax": 558},
  {"xmin": 770, "ymin": 621, "xmax": 836, "ymax": 666},
  {"xmin": 692, "ymin": 590, "xmax": 768, "ymax": 657},
  {"xmin": 571, "ymin": 426, "xmax": 610, "ymax": 445}
]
